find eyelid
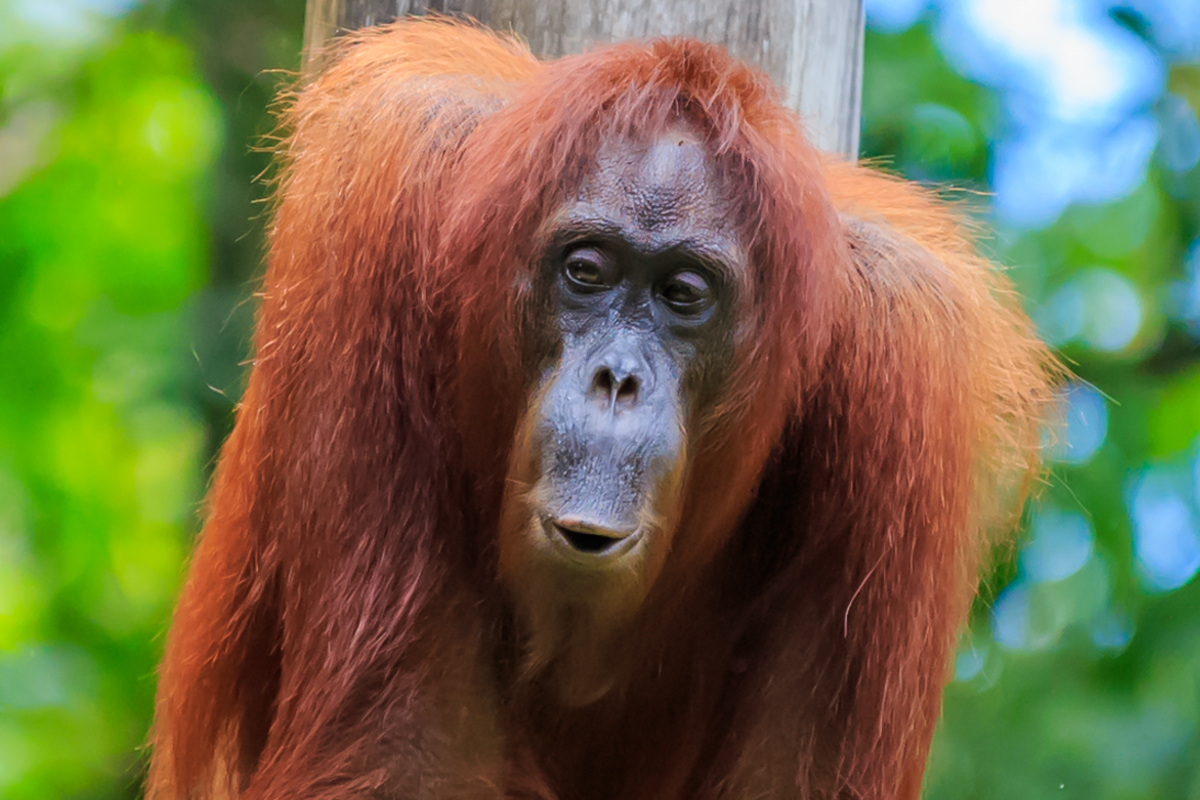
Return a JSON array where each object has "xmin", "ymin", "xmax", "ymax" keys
[
  {"xmin": 668, "ymin": 270, "xmax": 709, "ymax": 289},
  {"xmin": 663, "ymin": 281, "xmax": 706, "ymax": 303},
  {"xmin": 565, "ymin": 249, "xmax": 602, "ymax": 269},
  {"xmin": 562, "ymin": 245, "xmax": 616, "ymax": 292},
  {"xmin": 665, "ymin": 254, "xmax": 729, "ymax": 296},
  {"xmin": 658, "ymin": 274, "xmax": 715, "ymax": 320},
  {"xmin": 561, "ymin": 243, "xmax": 609, "ymax": 267},
  {"xmin": 663, "ymin": 265, "xmax": 715, "ymax": 295}
]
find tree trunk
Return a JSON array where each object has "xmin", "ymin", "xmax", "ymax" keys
[{"xmin": 303, "ymin": 0, "xmax": 863, "ymax": 157}]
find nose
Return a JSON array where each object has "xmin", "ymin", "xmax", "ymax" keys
[{"xmin": 587, "ymin": 350, "xmax": 646, "ymax": 413}]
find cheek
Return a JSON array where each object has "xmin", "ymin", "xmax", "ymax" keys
[
  {"xmin": 672, "ymin": 436, "xmax": 768, "ymax": 572},
  {"xmin": 671, "ymin": 375, "xmax": 789, "ymax": 573},
  {"xmin": 495, "ymin": 392, "xmax": 546, "ymax": 582},
  {"xmin": 667, "ymin": 353, "xmax": 785, "ymax": 572},
  {"xmin": 675, "ymin": 335, "xmax": 736, "ymax": 435},
  {"xmin": 661, "ymin": 293, "xmax": 741, "ymax": 414}
]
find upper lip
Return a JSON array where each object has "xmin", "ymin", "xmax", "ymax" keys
[{"xmin": 552, "ymin": 518, "xmax": 636, "ymax": 540}]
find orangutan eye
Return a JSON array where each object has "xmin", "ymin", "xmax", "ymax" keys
[
  {"xmin": 563, "ymin": 247, "xmax": 613, "ymax": 291},
  {"xmin": 659, "ymin": 270, "xmax": 713, "ymax": 315}
]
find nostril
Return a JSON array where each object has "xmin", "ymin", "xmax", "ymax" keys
[
  {"xmin": 615, "ymin": 375, "xmax": 639, "ymax": 407},
  {"xmin": 589, "ymin": 367, "xmax": 616, "ymax": 406},
  {"xmin": 588, "ymin": 365, "xmax": 640, "ymax": 411}
]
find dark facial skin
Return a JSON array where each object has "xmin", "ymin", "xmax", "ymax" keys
[{"xmin": 524, "ymin": 131, "xmax": 746, "ymax": 571}]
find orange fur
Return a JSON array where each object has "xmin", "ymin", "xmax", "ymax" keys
[{"xmin": 148, "ymin": 19, "xmax": 1057, "ymax": 800}]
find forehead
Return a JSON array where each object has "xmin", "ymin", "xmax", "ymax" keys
[{"xmin": 563, "ymin": 131, "xmax": 742, "ymax": 263}]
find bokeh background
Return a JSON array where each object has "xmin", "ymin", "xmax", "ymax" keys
[{"xmin": 1, "ymin": 0, "xmax": 1199, "ymax": 797}]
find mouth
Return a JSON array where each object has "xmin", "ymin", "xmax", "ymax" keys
[{"xmin": 546, "ymin": 518, "xmax": 641, "ymax": 559}]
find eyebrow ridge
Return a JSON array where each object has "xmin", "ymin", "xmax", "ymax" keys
[{"xmin": 546, "ymin": 215, "xmax": 742, "ymax": 280}]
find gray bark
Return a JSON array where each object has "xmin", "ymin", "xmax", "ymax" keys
[{"xmin": 303, "ymin": 0, "xmax": 862, "ymax": 157}]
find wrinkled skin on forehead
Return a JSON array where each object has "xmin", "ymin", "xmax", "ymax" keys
[{"xmin": 499, "ymin": 131, "xmax": 749, "ymax": 706}]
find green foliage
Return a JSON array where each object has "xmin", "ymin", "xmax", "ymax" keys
[
  {"xmin": 0, "ymin": 3, "xmax": 298, "ymax": 796},
  {"xmin": 0, "ymin": 3, "xmax": 1197, "ymax": 799},
  {"xmin": 859, "ymin": 17, "xmax": 1200, "ymax": 800}
]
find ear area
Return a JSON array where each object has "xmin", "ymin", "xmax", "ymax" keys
[{"xmin": 730, "ymin": 209, "xmax": 1057, "ymax": 798}]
